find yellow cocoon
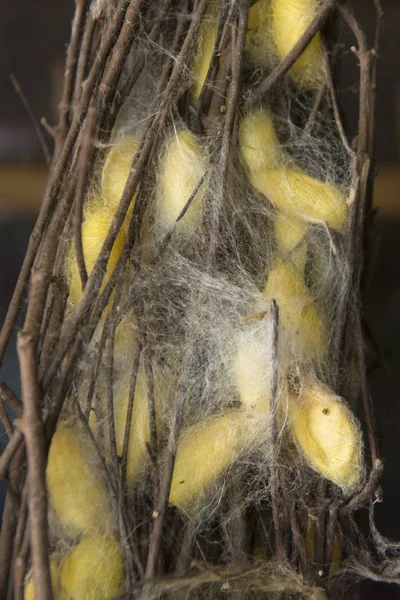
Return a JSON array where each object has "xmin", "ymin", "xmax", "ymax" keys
[
  {"xmin": 66, "ymin": 198, "xmax": 127, "ymax": 306},
  {"xmin": 192, "ymin": 1, "xmax": 220, "ymax": 99},
  {"xmin": 47, "ymin": 420, "xmax": 111, "ymax": 536},
  {"xmin": 289, "ymin": 382, "xmax": 363, "ymax": 491},
  {"xmin": 271, "ymin": 0, "xmax": 325, "ymax": 89},
  {"xmin": 102, "ymin": 137, "xmax": 139, "ymax": 212},
  {"xmin": 25, "ymin": 562, "xmax": 60, "ymax": 600},
  {"xmin": 239, "ymin": 107, "xmax": 282, "ymax": 172},
  {"xmin": 250, "ymin": 168, "xmax": 347, "ymax": 232},
  {"xmin": 114, "ymin": 361, "xmax": 153, "ymax": 485},
  {"xmin": 264, "ymin": 262, "xmax": 327, "ymax": 356},
  {"xmin": 59, "ymin": 534, "xmax": 123, "ymax": 600},
  {"xmin": 234, "ymin": 335, "xmax": 270, "ymax": 413},
  {"xmin": 246, "ymin": 0, "xmax": 272, "ymax": 67},
  {"xmin": 169, "ymin": 411, "xmax": 259, "ymax": 513},
  {"xmin": 156, "ymin": 129, "xmax": 207, "ymax": 233}
]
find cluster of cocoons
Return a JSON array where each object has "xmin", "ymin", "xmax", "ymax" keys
[
  {"xmin": 35, "ymin": 1, "xmax": 365, "ymax": 596},
  {"xmin": 25, "ymin": 420, "xmax": 123, "ymax": 599}
]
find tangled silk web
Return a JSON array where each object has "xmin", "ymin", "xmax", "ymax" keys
[{"xmin": 23, "ymin": 0, "xmax": 375, "ymax": 598}]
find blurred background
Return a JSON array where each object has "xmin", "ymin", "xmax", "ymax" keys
[{"xmin": 0, "ymin": 0, "xmax": 399, "ymax": 597}]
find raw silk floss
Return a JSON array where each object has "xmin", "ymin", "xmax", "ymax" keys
[{"xmin": 25, "ymin": 0, "xmax": 369, "ymax": 598}]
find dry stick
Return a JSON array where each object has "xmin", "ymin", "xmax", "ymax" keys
[
  {"xmin": 98, "ymin": 0, "xmax": 144, "ymax": 114},
  {"xmin": 313, "ymin": 480, "xmax": 328, "ymax": 576},
  {"xmin": 195, "ymin": 0, "xmax": 235, "ymax": 121},
  {"xmin": 288, "ymin": 499, "xmax": 308, "ymax": 577},
  {"xmin": 121, "ymin": 344, "xmax": 143, "ymax": 486},
  {"xmin": 143, "ymin": 346, "xmax": 158, "ymax": 470},
  {"xmin": 245, "ymin": 0, "xmax": 339, "ymax": 110},
  {"xmin": 0, "ymin": 401, "xmax": 12, "ymax": 439},
  {"xmin": 153, "ymin": 173, "xmax": 207, "ymax": 262},
  {"xmin": 0, "ymin": 0, "xmax": 132, "ymax": 367},
  {"xmin": 368, "ymin": 0, "xmax": 383, "ymax": 160},
  {"xmin": 105, "ymin": 313, "xmax": 122, "ymax": 475},
  {"xmin": 108, "ymin": 0, "xmax": 173, "ymax": 123},
  {"xmin": 338, "ymin": 7, "xmax": 379, "ymax": 471},
  {"xmin": 143, "ymin": 375, "xmax": 188, "ymax": 580},
  {"xmin": 56, "ymin": 0, "xmax": 89, "ymax": 157},
  {"xmin": 338, "ymin": 6, "xmax": 371, "ymax": 158},
  {"xmin": 12, "ymin": 526, "xmax": 30, "ymax": 600},
  {"xmin": 8, "ymin": 483, "xmax": 29, "ymax": 600},
  {"xmin": 43, "ymin": 0, "xmax": 210, "ymax": 395},
  {"xmin": 321, "ymin": 36, "xmax": 354, "ymax": 158},
  {"xmin": 39, "ymin": 280, "xmax": 69, "ymax": 377},
  {"xmin": 207, "ymin": 0, "xmax": 249, "ymax": 265},
  {"xmin": 17, "ymin": 268, "xmax": 53, "ymax": 600},
  {"xmin": 0, "ymin": 443, "xmax": 25, "ymax": 599},
  {"xmin": 72, "ymin": 11, "xmax": 95, "ymax": 109},
  {"xmin": 303, "ymin": 83, "xmax": 326, "ymax": 135},
  {"xmin": 0, "ymin": 430, "xmax": 24, "ymax": 480},
  {"xmin": 0, "ymin": 383, "xmax": 23, "ymax": 416},
  {"xmin": 175, "ymin": 522, "xmax": 196, "ymax": 575},
  {"xmin": 268, "ymin": 299, "xmax": 285, "ymax": 562},
  {"xmin": 73, "ymin": 103, "xmax": 97, "ymax": 290},
  {"xmin": 10, "ymin": 75, "xmax": 51, "ymax": 166}
]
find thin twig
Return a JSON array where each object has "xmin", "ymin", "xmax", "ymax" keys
[
  {"xmin": 10, "ymin": 75, "xmax": 52, "ymax": 165},
  {"xmin": 268, "ymin": 299, "xmax": 285, "ymax": 561}
]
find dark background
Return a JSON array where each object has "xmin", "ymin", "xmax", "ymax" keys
[{"xmin": 0, "ymin": 1, "xmax": 399, "ymax": 597}]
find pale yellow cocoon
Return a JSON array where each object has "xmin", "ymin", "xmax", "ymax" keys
[
  {"xmin": 114, "ymin": 361, "xmax": 152, "ymax": 485},
  {"xmin": 169, "ymin": 411, "xmax": 259, "ymax": 513},
  {"xmin": 245, "ymin": 0, "xmax": 272, "ymax": 67},
  {"xmin": 271, "ymin": 0, "xmax": 325, "ymax": 89},
  {"xmin": 264, "ymin": 262, "xmax": 327, "ymax": 356},
  {"xmin": 102, "ymin": 137, "xmax": 139, "ymax": 212},
  {"xmin": 47, "ymin": 420, "xmax": 111, "ymax": 536},
  {"xmin": 192, "ymin": 2, "xmax": 220, "ymax": 99},
  {"xmin": 250, "ymin": 168, "xmax": 347, "ymax": 232},
  {"xmin": 289, "ymin": 382, "xmax": 363, "ymax": 491},
  {"xmin": 59, "ymin": 534, "xmax": 123, "ymax": 600},
  {"xmin": 25, "ymin": 562, "xmax": 60, "ymax": 600},
  {"xmin": 156, "ymin": 129, "xmax": 206, "ymax": 233},
  {"xmin": 239, "ymin": 107, "xmax": 282, "ymax": 172},
  {"xmin": 234, "ymin": 336, "xmax": 270, "ymax": 413},
  {"xmin": 66, "ymin": 199, "xmax": 126, "ymax": 306}
]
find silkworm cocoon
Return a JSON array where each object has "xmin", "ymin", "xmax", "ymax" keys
[
  {"xmin": 114, "ymin": 361, "xmax": 153, "ymax": 485},
  {"xmin": 289, "ymin": 383, "xmax": 363, "ymax": 491},
  {"xmin": 234, "ymin": 333, "xmax": 271, "ymax": 413},
  {"xmin": 264, "ymin": 262, "xmax": 327, "ymax": 356},
  {"xmin": 59, "ymin": 534, "xmax": 123, "ymax": 600},
  {"xmin": 245, "ymin": 0, "xmax": 271, "ymax": 66},
  {"xmin": 155, "ymin": 129, "xmax": 207, "ymax": 234},
  {"xmin": 250, "ymin": 168, "xmax": 347, "ymax": 232},
  {"xmin": 239, "ymin": 107, "xmax": 282, "ymax": 172},
  {"xmin": 169, "ymin": 411, "xmax": 259, "ymax": 513},
  {"xmin": 66, "ymin": 201, "xmax": 127, "ymax": 306},
  {"xmin": 192, "ymin": 2, "xmax": 220, "ymax": 99},
  {"xmin": 101, "ymin": 137, "xmax": 139, "ymax": 211},
  {"xmin": 25, "ymin": 562, "xmax": 60, "ymax": 600},
  {"xmin": 47, "ymin": 420, "xmax": 111, "ymax": 535},
  {"xmin": 271, "ymin": 0, "xmax": 325, "ymax": 89}
]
